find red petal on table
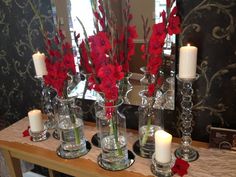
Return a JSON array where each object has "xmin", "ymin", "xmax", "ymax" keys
[
  {"xmin": 171, "ymin": 158, "xmax": 190, "ymax": 176},
  {"xmin": 22, "ymin": 126, "xmax": 30, "ymax": 137}
]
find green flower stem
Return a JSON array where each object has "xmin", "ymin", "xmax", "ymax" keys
[
  {"xmin": 68, "ymin": 104, "xmax": 81, "ymax": 145},
  {"xmin": 110, "ymin": 119, "xmax": 123, "ymax": 156},
  {"xmin": 73, "ymin": 126, "xmax": 80, "ymax": 144},
  {"xmin": 141, "ymin": 116, "xmax": 152, "ymax": 146}
]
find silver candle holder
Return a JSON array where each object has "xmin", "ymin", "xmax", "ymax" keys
[{"xmin": 174, "ymin": 74, "xmax": 199, "ymax": 162}]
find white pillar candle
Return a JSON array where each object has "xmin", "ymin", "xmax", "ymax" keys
[
  {"xmin": 155, "ymin": 130, "xmax": 172, "ymax": 163},
  {"xmin": 179, "ymin": 44, "xmax": 198, "ymax": 79},
  {"xmin": 32, "ymin": 51, "xmax": 48, "ymax": 76},
  {"xmin": 28, "ymin": 109, "xmax": 44, "ymax": 132}
]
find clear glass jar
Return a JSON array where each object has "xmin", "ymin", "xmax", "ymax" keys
[
  {"xmin": 96, "ymin": 99, "xmax": 129, "ymax": 170},
  {"xmin": 138, "ymin": 91, "xmax": 164, "ymax": 158},
  {"xmin": 54, "ymin": 97, "xmax": 87, "ymax": 159}
]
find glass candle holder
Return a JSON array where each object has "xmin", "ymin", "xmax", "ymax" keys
[
  {"xmin": 174, "ymin": 74, "xmax": 199, "ymax": 162},
  {"xmin": 29, "ymin": 128, "xmax": 49, "ymax": 142},
  {"xmin": 151, "ymin": 153, "xmax": 174, "ymax": 177}
]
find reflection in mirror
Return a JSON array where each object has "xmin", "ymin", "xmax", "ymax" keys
[{"xmin": 54, "ymin": 0, "xmax": 176, "ymax": 110}]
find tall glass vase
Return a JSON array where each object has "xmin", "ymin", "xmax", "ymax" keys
[
  {"xmin": 138, "ymin": 91, "xmax": 164, "ymax": 158},
  {"xmin": 96, "ymin": 99, "xmax": 130, "ymax": 171},
  {"xmin": 54, "ymin": 97, "xmax": 88, "ymax": 159}
]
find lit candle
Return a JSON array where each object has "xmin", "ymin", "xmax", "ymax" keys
[
  {"xmin": 28, "ymin": 109, "xmax": 44, "ymax": 132},
  {"xmin": 179, "ymin": 44, "xmax": 198, "ymax": 79},
  {"xmin": 32, "ymin": 51, "xmax": 48, "ymax": 76},
  {"xmin": 155, "ymin": 130, "xmax": 172, "ymax": 163}
]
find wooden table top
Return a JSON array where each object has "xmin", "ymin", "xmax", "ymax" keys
[{"xmin": 0, "ymin": 118, "xmax": 235, "ymax": 177}]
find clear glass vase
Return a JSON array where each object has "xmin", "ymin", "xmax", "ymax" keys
[
  {"xmin": 118, "ymin": 72, "xmax": 133, "ymax": 104},
  {"xmin": 96, "ymin": 99, "xmax": 129, "ymax": 170},
  {"xmin": 54, "ymin": 97, "xmax": 87, "ymax": 159},
  {"xmin": 138, "ymin": 91, "xmax": 164, "ymax": 158}
]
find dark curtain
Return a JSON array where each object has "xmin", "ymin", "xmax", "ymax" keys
[
  {"xmin": 177, "ymin": 0, "xmax": 236, "ymax": 141},
  {"xmin": 0, "ymin": 0, "xmax": 54, "ymax": 127}
]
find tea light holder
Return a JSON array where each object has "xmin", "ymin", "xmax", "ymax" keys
[
  {"xmin": 151, "ymin": 153, "xmax": 174, "ymax": 177},
  {"xmin": 29, "ymin": 128, "xmax": 49, "ymax": 142}
]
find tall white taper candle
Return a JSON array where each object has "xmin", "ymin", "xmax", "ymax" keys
[
  {"xmin": 32, "ymin": 51, "xmax": 48, "ymax": 76},
  {"xmin": 179, "ymin": 44, "xmax": 198, "ymax": 79},
  {"xmin": 155, "ymin": 130, "xmax": 172, "ymax": 163},
  {"xmin": 28, "ymin": 109, "xmax": 44, "ymax": 132}
]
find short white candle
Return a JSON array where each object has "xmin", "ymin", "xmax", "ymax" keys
[
  {"xmin": 32, "ymin": 51, "xmax": 48, "ymax": 76},
  {"xmin": 155, "ymin": 130, "xmax": 172, "ymax": 163},
  {"xmin": 28, "ymin": 109, "xmax": 44, "ymax": 132},
  {"xmin": 179, "ymin": 44, "xmax": 198, "ymax": 79}
]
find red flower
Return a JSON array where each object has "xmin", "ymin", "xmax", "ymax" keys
[
  {"xmin": 79, "ymin": 41, "xmax": 92, "ymax": 73},
  {"xmin": 89, "ymin": 32, "xmax": 111, "ymax": 54},
  {"xmin": 148, "ymin": 84, "xmax": 155, "ymax": 96},
  {"xmin": 171, "ymin": 158, "xmax": 190, "ymax": 177},
  {"xmin": 44, "ymin": 29, "xmax": 76, "ymax": 97},
  {"xmin": 167, "ymin": 7, "xmax": 181, "ymax": 35}
]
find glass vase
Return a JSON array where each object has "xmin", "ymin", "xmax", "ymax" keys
[
  {"xmin": 54, "ymin": 97, "xmax": 87, "ymax": 159},
  {"xmin": 96, "ymin": 99, "xmax": 129, "ymax": 170},
  {"xmin": 118, "ymin": 72, "xmax": 133, "ymax": 104},
  {"xmin": 138, "ymin": 91, "xmax": 164, "ymax": 158}
]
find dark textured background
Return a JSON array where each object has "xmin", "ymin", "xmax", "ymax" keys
[
  {"xmin": 0, "ymin": 0, "xmax": 236, "ymax": 143},
  {"xmin": 0, "ymin": 0, "xmax": 54, "ymax": 126}
]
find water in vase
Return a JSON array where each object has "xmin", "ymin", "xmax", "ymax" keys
[
  {"xmin": 101, "ymin": 135, "xmax": 129, "ymax": 170},
  {"xmin": 139, "ymin": 125, "xmax": 162, "ymax": 157},
  {"xmin": 59, "ymin": 117, "xmax": 86, "ymax": 154}
]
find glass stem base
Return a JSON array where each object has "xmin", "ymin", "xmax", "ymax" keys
[{"xmin": 174, "ymin": 146, "xmax": 199, "ymax": 162}]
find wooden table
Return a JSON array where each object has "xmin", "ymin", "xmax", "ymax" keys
[{"xmin": 0, "ymin": 118, "xmax": 235, "ymax": 177}]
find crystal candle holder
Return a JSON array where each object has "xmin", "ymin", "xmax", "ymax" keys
[
  {"xmin": 29, "ymin": 128, "xmax": 49, "ymax": 142},
  {"xmin": 174, "ymin": 74, "xmax": 199, "ymax": 162},
  {"xmin": 151, "ymin": 153, "xmax": 174, "ymax": 177}
]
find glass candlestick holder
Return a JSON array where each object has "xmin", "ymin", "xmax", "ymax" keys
[
  {"xmin": 174, "ymin": 74, "xmax": 199, "ymax": 162},
  {"xmin": 151, "ymin": 153, "xmax": 174, "ymax": 177},
  {"xmin": 35, "ymin": 75, "xmax": 56, "ymax": 130}
]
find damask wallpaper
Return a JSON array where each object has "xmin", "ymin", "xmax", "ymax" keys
[
  {"xmin": 177, "ymin": 0, "xmax": 236, "ymax": 141},
  {"xmin": 0, "ymin": 0, "xmax": 54, "ymax": 127}
]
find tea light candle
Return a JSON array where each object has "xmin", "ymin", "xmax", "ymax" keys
[
  {"xmin": 32, "ymin": 51, "xmax": 48, "ymax": 76},
  {"xmin": 28, "ymin": 109, "xmax": 44, "ymax": 132},
  {"xmin": 155, "ymin": 130, "xmax": 172, "ymax": 163},
  {"xmin": 179, "ymin": 44, "xmax": 198, "ymax": 79}
]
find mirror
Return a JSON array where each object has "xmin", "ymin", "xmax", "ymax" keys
[{"xmin": 52, "ymin": 0, "xmax": 176, "ymax": 110}]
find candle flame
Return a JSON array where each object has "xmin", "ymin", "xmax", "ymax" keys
[{"xmin": 187, "ymin": 43, "xmax": 191, "ymax": 46}]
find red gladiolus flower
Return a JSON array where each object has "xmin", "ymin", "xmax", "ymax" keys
[
  {"xmin": 148, "ymin": 84, "xmax": 155, "ymax": 96},
  {"xmin": 171, "ymin": 158, "xmax": 190, "ymax": 177}
]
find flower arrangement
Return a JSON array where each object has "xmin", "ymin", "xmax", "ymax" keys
[
  {"xmin": 44, "ymin": 29, "xmax": 76, "ymax": 98},
  {"xmin": 75, "ymin": 0, "xmax": 137, "ymax": 162},
  {"xmin": 139, "ymin": 0, "xmax": 181, "ymax": 151},
  {"xmin": 141, "ymin": 0, "xmax": 181, "ymax": 97},
  {"xmin": 76, "ymin": 0, "xmax": 137, "ymax": 102}
]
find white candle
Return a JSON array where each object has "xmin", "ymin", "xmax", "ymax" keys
[
  {"xmin": 28, "ymin": 109, "xmax": 44, "ymax": 132},
  {"xmin": 155, "ymin": 130, "xmax": 172, "ymax": 163},
  {"xmin": 179, "ymin": 44, "xmax": 198, "ymax": 79},
  {"xmin": 32, "ymin": 51, "xmax": 48, "ymax": 76}
]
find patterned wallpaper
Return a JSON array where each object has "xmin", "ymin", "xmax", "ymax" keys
[
  {"xmin": 177, "ymin": 0, "xmax": 236, "ymax": 141},
  {"xmin": 0, "ymin": 0, "xmax": 54, "ymax": 127}
]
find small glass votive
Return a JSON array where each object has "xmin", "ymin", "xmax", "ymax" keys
[
  {"xmin": 29, "ymin": 128, "xmax": 49, "ymax": 142},
  {"xmin": 151, "ymin": 153, "xmax": 175, "ymax": 177}
]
